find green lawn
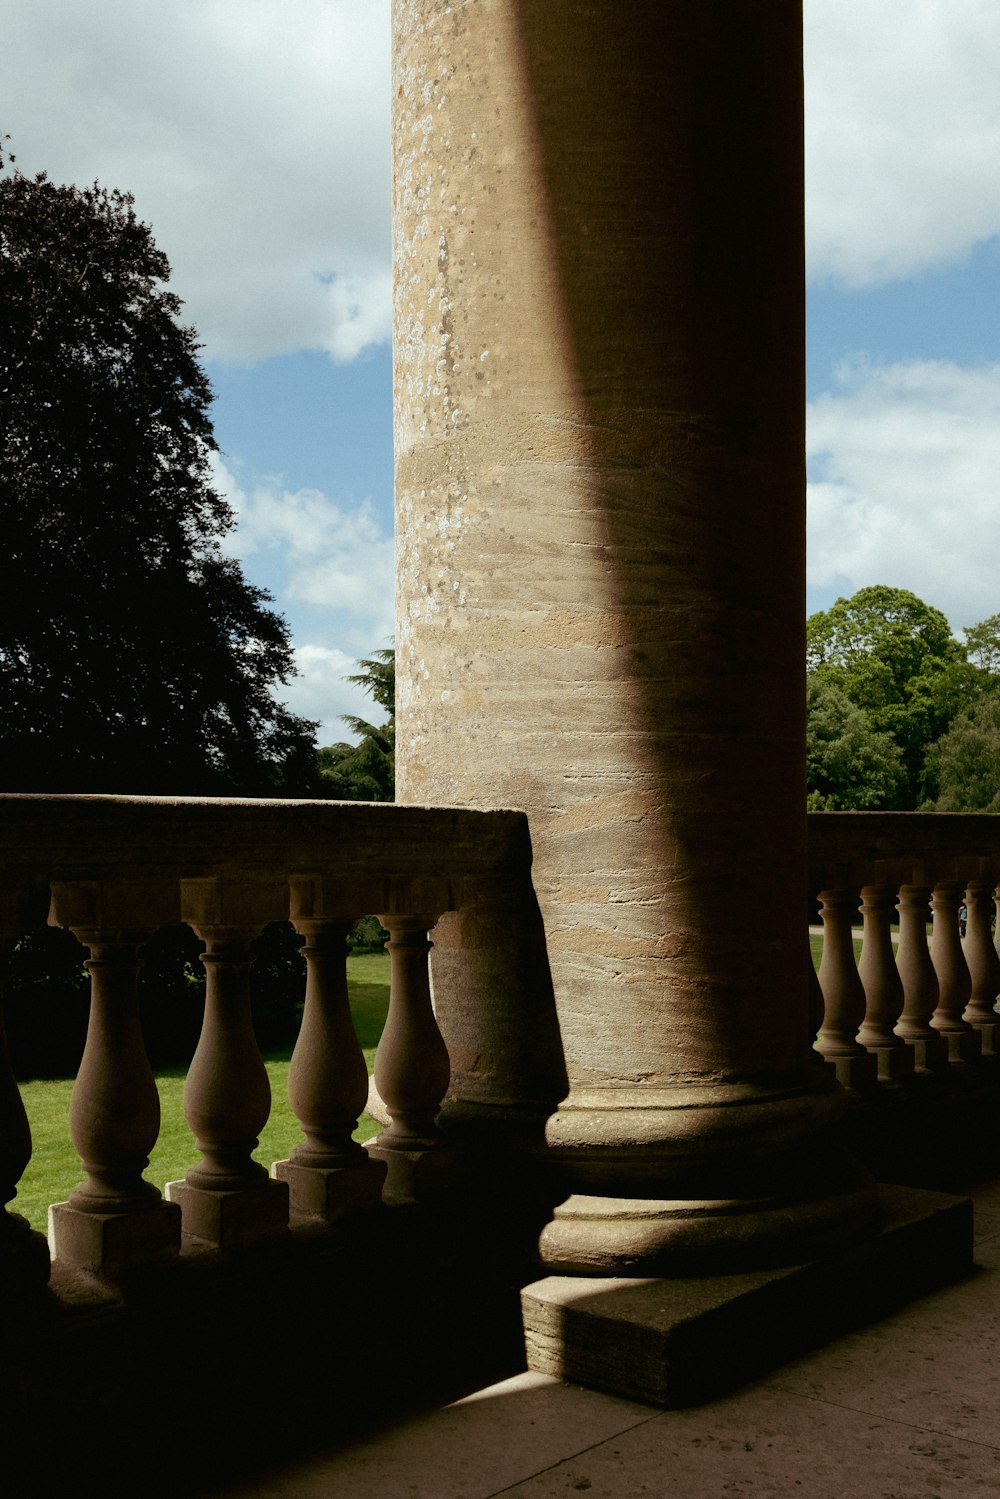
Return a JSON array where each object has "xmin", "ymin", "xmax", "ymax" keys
[
  {"xmin": 13, "ymin": 951, "xmax": 391, "ymax": 1234},
  {"xmin": 809, "ymin": 933, "xmax": 864, "ymax": 968}
]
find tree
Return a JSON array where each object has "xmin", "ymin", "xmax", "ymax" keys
[
  {"xmin": 317, "ymin": 646, "xmax": 395, "ymax": 801},
  {"xmin": 806, "ymin": 676, "xmax": 905, "ymax": 809},
  {"xmin": 806, "ymin": 585, "xmax": 961, "ymax": 688},
  {"xmin": 964, "ymin": 612, "xmax": 1000, "ymax": 676},
  {"xmin": 0, "ymin": 146, "xmax": 318, "ymax": 793},
  {"xmin": 923, "ymin": 693, "xmax": 1000, "ymax": 812},
  {"xmin": 806, "ymin": 586, "xmax": 984, "ymax": 806}
]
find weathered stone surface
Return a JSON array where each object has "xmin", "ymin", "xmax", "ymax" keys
[
  {"xmin": 48, "ymin": 1197, "xmax": 180, "ymax": 1276},
  {"xmin": 164, "ymin": 1177, "xmax": 288, "ymax": 1250},
  {"xmin": 393, "ymin": 0, "xmax": 875, "ymax": 1268},
  {"xmin": 522, "ymin": 1185, "xmax": 973, "ymax": 1405},
  {"xmin": 272, "ymin": 1158, "xmax": 386, "ymax": 1223}
]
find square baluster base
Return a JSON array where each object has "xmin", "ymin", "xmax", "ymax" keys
[
  {"xmin": 940, "ymin": 1027, "xmax": 983, "ymax": 1064},
  {"xmin": 271, "ymin": 1157, "xmax": 387, "ymax": 1222},
  {"xmin": 870, "ymin": 1043, "xmax": 915, "ymax": 1082},
  {"xmin": 365, "ymin": 1140, "xmax": 463, "ymax": 1204},
  {"xmin": 971, "ymin": 1020, "xmax": 1000, "ymax": 1056},
  {"xmin": 828, "ymin": 1051, "xmax": 879, "ymax": 1090},
  {"xmin": 164, "ymin": 1177, "xmax": 289, "ymax": 1250},
  {"xmin": 906, "ymin": 1033, "xmax": 950, "ymax": 1072},
  {"xmin": 48, "ymin": 1198, "xmax": 181, "ymax": 1277}
]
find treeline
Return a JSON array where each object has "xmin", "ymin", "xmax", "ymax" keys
[{"xmin": 807, "ymin": 585, "xmax": 1000, "ymax": 811}]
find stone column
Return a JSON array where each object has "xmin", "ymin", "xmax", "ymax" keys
[{"xmin": 393, "ymin": 0, "xmax": 876, "ymax": 1271}]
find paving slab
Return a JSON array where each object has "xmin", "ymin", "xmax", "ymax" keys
[
  {"xmin": 761, "ymin": 1236, "xmax": 1000, "ymax": 1449},
  {"xmin": 501, "ymin": 1385, "xmax": 1000, "ymax": 1498},
  {"xmin": 205, "ymin": 1373, "xmax": 656, "ymax": 1499}
]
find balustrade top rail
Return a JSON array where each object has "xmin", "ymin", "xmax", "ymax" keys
[
  {"xmin": 0, "ymin": 794, "xmax": 531, "ymax": 890},
  {"xmin": 0, "ymin": 794, "xmax": 535, "ymax": 935},
  {"xmin": 808, "ymin": 811, "xmax": 1000, "ymax": 892}
]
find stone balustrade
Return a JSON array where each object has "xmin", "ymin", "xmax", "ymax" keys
[
  {"xmin": 0, "ymin": 793, "xmax": 531, "ymax": 1292},
  {"xmin": 809, "ymin": 813, "xmax": 1000, "ymax": 1073},
  {"xmin": 808, "ymin": 812, "xmax": 1000, "ymax": 1183}
]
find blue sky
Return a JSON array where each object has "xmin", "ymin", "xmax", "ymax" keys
[{"xmin": 3, "ymin": 1, "xmax": 1000, "ymax": 740}]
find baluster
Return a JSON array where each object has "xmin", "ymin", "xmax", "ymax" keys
[
  {"xmin": 368, "ymin": 907, "xmax": 457, "ymax": 1203},
  {"xmin": 806, "ymin": 935, "xmax": 825, "ymax": 1051},
  {"xmin": 48, "ymin": 882, "xmax": 181, "ymax": 1277},
  {"xmin": 895, "ymin": 883, "xmax": 948, "ymax": 1072},
  {"xmin": 965, "ymin": 878, "xmax": 1000, "ymax": 1053},
  {"xmin": 0, "ymin": 895, "xmax": 50, "ymax": 1297},
  {"xmin": 857, "ymin": 883, "xmax": 912, "ymax": 1081},
  {"xmin": 272, "ymin": 882, "xmax": 386, "ymax": 1221},
  {"xmin": 165, "ymin": 880, "xmax": 288, "ymax": 1248},
  {"xmin": 929, "ymin": 882, "xmax": 980, "ymax": 1065},
  {"xmin": 814, "ymin": 888, "xmax": 876, "ymax": 1089}
]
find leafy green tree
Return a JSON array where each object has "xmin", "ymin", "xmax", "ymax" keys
[
  {"xmin": 923, "ymin": 692, "xmax": 1000, "ymax": 812},
  {"xmin": 317, "ymin": 645, "xmax": 395, "ymax": 801},
  {"xmin": 806, "ymin": 586, "xmax": 984, "ymax": 806},
  {"xmin": 964, "ymin": 613, "xmax": 1000, "ymax": 675},
  {"xmin": 806, "ymin": 585, "xmax": 961, "ymax": 688},
  {"xmin": 806, "ymin": 676, "xmax": 905, "ymax": 809},
  {"xmin": 0, "ymin": 146, "xmax": 318, "ymax": 793}
]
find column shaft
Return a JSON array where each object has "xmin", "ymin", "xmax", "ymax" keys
[{"xmin": 393, "ymin": 0, "xmax": 875, "ymax": 1270}]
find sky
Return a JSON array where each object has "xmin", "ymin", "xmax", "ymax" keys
[{"xmin": 2, "ymin": 1, "xmax": 999, "ymax": 740}]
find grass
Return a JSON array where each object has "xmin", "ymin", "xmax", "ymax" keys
[
  {"xmin": 809, "ymin": 933, "xmax": 864, "ymax": 968},
  {"xmin": 12, "ymin": 951, "xmax": 391, "ymax": 1234}
]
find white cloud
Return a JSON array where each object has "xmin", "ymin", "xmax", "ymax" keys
[
  {"xmin": 282, "ymin": 643, "xmax": 383, "ymax": 747},
  {"xmin": 1, "ymin": 0, "xmax": 391, "ymax": 364},
  {"xmin": 807, "ymin": 359, "xmax": 1000, "ymax": 629},
  {"xmin": 211, "ymin": 453, "xmax": 394, "ymax": 632},
  {"xmin": 207, "ymin": 453, "xmax": 394, "ymax": 741},
  {"xmin": 805, "ymin": 0, "xmax": 1000, "ymax": 286}
]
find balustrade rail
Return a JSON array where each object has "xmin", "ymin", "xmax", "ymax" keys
[
  {"xmin": 7, "ymin": 803, "xmax": 997, "ymax": 1300},
  {"xmin": 809, "ymin": 813, "xmax": 1000, "ymax": 1186},
  {"xmin": 809, "ymin": 813, "xmax": 1000, "ymax": 1082},
  {"xmin": 0, "ymin": 793, "xmax": 531, "ymax": 1294}
]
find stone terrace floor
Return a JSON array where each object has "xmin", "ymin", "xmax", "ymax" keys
[{"xmin": 213, "ymin": 1179, "xmax": 1000, "ymax": 1499}]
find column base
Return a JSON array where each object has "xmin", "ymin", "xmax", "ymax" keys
[
  {"xmin": 538, "ymin": 1073, "xmax": 880, "ymax": 1273},
  {"xmin": 164, "ymin": 1178, "xmax": 288, "ymax": 1249},
  {"xmin": 48, "ymin": 1198, "xmax": 180, "ymax": 1277},
  {"xmin": 524, "ymin": 1184, "xmax": 972, "ymax": 1405},
  {"xmin": 538, "ymin": 1178, "xmax": 879, "ymax": 1277},
  {"xmin": 271, "ymin": 1157, "xmax": 386, "ymax": 1223}
]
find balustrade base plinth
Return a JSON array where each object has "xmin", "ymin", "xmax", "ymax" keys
[
  {"xmin": 164, "ymin": 1178, "xmax": 289, "ymax": 1250},
  {"xmin": 524, "ymin": 1184, "xmax": 972, "ymax": 1407},
  {"xmin": 365, "ymin": 1140, "xmax": 464, "ymax": 1205},
  {"xmin": 271, "ymin": 1157, "xmax": 387, "ymax": 1223},
  {"xmin": 48, "ymin": 1198, "xmax": 181, "ymax": 1277}
]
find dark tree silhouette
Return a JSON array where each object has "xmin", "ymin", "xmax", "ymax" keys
[{"xmin": 0, "ymin": 145, "xmax": 318, "ymax": 793}]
